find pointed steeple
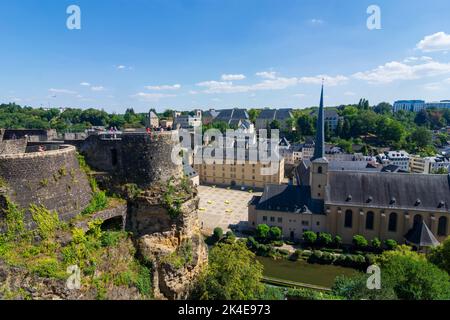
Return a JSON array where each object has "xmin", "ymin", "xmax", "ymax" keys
[{"xmin": 312, "ymin": 82, "xmax": 325, "ymax": 161}]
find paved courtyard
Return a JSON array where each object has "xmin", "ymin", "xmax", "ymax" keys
[{"xmin": 197, "ymin": 185, "xmax": 262, "ymax": 234}]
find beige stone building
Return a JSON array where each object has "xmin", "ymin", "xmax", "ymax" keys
[
  {"xmin": 249, "ymin": 85, "xmax": 450, "ymax": 246},
  {"xmin": 194, "ymin": 157, "xmax": 284, "ymax": 189}
]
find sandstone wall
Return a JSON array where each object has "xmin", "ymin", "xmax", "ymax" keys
[
  {"xmin": 80, "ymin": 132, "xmax": 182, "ymax": 188},
  {"xmin": 0, "ymin": 145, "xmax": 92, "ymax": 222},
  {"xmin": 0, "ymin": 138, "xmax": 27, "ymax": 155}
]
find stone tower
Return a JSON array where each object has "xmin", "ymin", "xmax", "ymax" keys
[{"xmin": 310, "ymin": 83, "xmax": 329, "ymax": 200}]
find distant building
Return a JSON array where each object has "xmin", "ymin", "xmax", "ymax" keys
[
  {"xmin": 381, "ymin": 150, "xmax": 410, "ymax": 172},
  {"xmin": 393, "ymin": 100, "xmax": 426, "ymax": 113},
  {"xmin": 148, "ymin": 111, "xmax": 159, "ymax": 128},
  {"xmin": 425, "ymin": 100, "xmax": 450, "ymax": 109},
  {"xmin": 410, "ymin": 155, "xmax": 450, "ymax": 174},
  {"xmin": 193, "ymin": 139, "xmax": 284, "ymax": 189},
  {"xmin": 310, "ymin": 108, "xmax": 342, "ymax": 131},
  {"xmin": 202, "ymin": 109, "xmax": 219, "ymax": 125},
  {"xmin": 174, "ymin": 110, "xmax": 202, "ymax": 129},
  {"xmin": 255, "ymin": 108, "xmax": 294, "ymax": 131}
]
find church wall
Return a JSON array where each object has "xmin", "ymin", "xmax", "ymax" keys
[{"xmin": 326, "ymin": 204, "xmax": 450, "ymax": 244}]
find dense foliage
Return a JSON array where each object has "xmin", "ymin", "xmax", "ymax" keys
[
  {"xmin": 194, "ymin": 240, "xmax": 264, "ymax": 300},
  {"xmin": 332, "ymin": 245, "xmax": 450, "ymax": 300},
  {"xmin": 0, "ymin": 103, "xmax": 148, "ymax": 132}
]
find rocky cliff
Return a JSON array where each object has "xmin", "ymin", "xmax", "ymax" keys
[{"xmin": 129, "ymin": 182, "xmax": 208, "ymax": 300}]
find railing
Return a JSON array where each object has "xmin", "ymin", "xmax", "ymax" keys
[{"xmin": 261, "ymin": 276, "xmax": 332, "ymax": 292}]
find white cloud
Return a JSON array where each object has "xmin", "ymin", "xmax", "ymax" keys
[
  {"xmin": 133, "ymin": 92, "xmax": 176, "ymax": 101},
  {"xmin": 196, "ymin": 81, "xmax": 249, "ymax": 94},
  {"xmin": 353, "ymin": 58, "xmax": 450, "ymax": 84},
  {"xmin": 256, "ymin": 71, "xmax": 277, "ymax": 79},
  {"xmin": 417, "ymin": 32, "xmax": 450, "ymax": 52},
  {"xmin": 221, "ymin": 74, "xmax": 246, "ymax": 81},
  {"xmin": 91, "ymin": 86, "xmax": 105, "ymax": 91},
  {"xmin": 49, "ymin": 88, "xmax": 77, "ymax": 95},
  {"xmin": 197, "ymin": 72, "xmax": 346, "ymax": 94},
  {"xmin": 424, "ymin": 78, "xmax": 450, "ymax": 91},
  {"xmin": 298, "ymin": 75, "xmax": 348, "ymax": 86},
  {"xmin": 309, "ymin": 19, "xmax": 324, "ymax": 25},
  {"xmin": 80, "ymin": 82, "xmax": 91, "ymax": 86},
  {"xmin": 145, "ymin": 84, "xmax": 181, "ymax": 91},
  {"xmin": 293, "ymin": 93, "xmax": 306, "ymax": 98},
  {"xmin": 344, "ymin": 91, "xmax": 356, "ymax": 96}
]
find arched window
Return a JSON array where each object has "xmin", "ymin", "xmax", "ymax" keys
[
  {"xmin": 318, "ymin": 166, "xmax": 323, "ymax": 174},
  {"xmin": 413, "ymin": 214, "xmax": 423, "ymax": 230},
  {"xmin": 438, "ymin": 216, "xmax": 448, "ymax": 237},
  {"xmin": 344, "ymin": 210, "xmax": 353, "ymax": 228},
  {"xmin": 388, "ymin": 212, "xmax": 397, "ymax": 232},
  {"xmin": 366, "ymin": 212, "xmax": 374, "ymax": 230}
]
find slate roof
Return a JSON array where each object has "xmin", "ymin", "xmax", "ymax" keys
[
  {"xmin": 405, "ymin": 221, "xmax": 440, "ymax": 247},
  {"xmin": 257, "ymin": 109, "xmax": 293, "ymax": 121},
  {"xmin": 326, "ymin": 171, "xmax": 450, "ymax": 212},
  {"xmin": 215, "ymin": 109, "xmax": 249, "ymax": 124},
  {"xmin": 256, "ymin": 184, "xmax": 324, "ymax": 214},
  {"xmin": 328, "ymin": 161, "xmax": 381, "ymax": 172}
]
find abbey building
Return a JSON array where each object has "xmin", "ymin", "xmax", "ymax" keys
[{"xmin": 249, "ymin": 85, "xmax": 450, "ymax": 245}]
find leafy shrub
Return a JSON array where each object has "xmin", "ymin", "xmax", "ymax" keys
[
  {"xmin": 213, "ymin": 227, "xmax": 224, "ymax": 240},
  {"xmin": 256, "ymin": 224, "xmax": 270, "ymax": 240},
  {"xmin": 302, "ymin": 231, "xmax": 317, "ymax": 246},
  {"xmin": 272, "ymin": 240, "xmax": 284, "ymax": 247},
  {"xmin": 352, "ymin": 235, "xmax": 368, "ymax": 250},
  {"xmin": 384, "ymin": 239, "xmax": 398, "ymax": 250},
  {"xmin": 82, "ymin": 190, "xmax": 108, "ymax": 215},
  {"xmin": 100, "ymin": 231, "xmax": 124, "ymax": 247},
  {"xmin": 334, "ymin": 235, "xmax": 343, "ymax": 248},
  {"xmin": 318, "ymin": 232, "xmax": 333, "ymax": 247},
  {"xmin": 371, "ymin": 237, "xmax": 382, "ymax": 250},
  {"xmin": 276, "ymin": 249, "xmax": 290, "ymax": 256},
  {"xmin": 269, "ymin": 227, "xmax": 282, "ymax": 241}
]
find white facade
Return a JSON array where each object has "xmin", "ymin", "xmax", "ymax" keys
[
  {"xmin": 393, "ymin": 100, "xmax": 425, "ymax": 113},
  {"xmin": 384, "ymin": 150, "xmax": 410, "ymax": 171}
]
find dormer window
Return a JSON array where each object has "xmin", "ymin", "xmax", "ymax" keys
[
  {"xmin": 390, "ymin": 197, "xmax": 396, "ymax": 205},
  {"xmin": 346, "ymin": 195, "xmax": 352, "ymax": 202},
  {"xmin": 367, "ymin": 196, "xmax": 373, "ymax": 203},
  {"xmin": 415, "ymin": 199, "xmax": 421, "ymax": 206}
]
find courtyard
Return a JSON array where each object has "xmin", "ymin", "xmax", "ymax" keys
[{"xmin": 197, "ymin": 185, "xmax": 261, "ymax": 235}]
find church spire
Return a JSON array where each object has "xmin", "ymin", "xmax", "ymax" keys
[{"xmin": 312, "ymin": 82, "xmax": 325, "ymax": 160}]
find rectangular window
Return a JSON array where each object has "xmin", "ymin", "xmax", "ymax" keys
[
  {"xmin": 277, "ymin": 217, "xmax": 282, "ymax": 223},
  {"xmin": 263, "ymin": 216, "xmax": 267, "ymax": 222},
  {"xmin": 270, "ymin": 217, "xmax": 275, "ymax": 222}
]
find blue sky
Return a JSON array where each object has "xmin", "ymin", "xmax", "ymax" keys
[{"xmin": 1, "ymin": 0, "xmax": 450, "ymax": 113}]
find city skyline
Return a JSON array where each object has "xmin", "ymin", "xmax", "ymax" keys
[{"xmin": 1, "ymin": 0, "xmax": 450, "ymax": 113}]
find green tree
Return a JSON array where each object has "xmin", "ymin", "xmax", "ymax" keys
[
  {"xmin": 318, "ymin": 232, "xmax": 333, "ymax": 247},
  {"xmin": 269, "ymin": 226, "xmax": 282, "ymax": 241},
  {"xmin": 195, "ymin": 241, "xmax": 264, "ymax": 300},
  {"xmin": 429, "ymin": 236, "xmax": 450, "ymax": 274},
  {"xmin": 213, "ymin": 227, "xmax": 223, "ymax": 240},
  {"xmin": 409, "ymin": 127, "xmax": 432, "ymax": 150},
  {"xmin": 352, "ymin": 235, "xmax": 368, "ymax": 249},
  {"xmin": 302, "ymin": 231, "xmax": 317, "ymax": 246},
  {"xmin": 256, "ymin": 224, "xmax": 270, "ymax": 240}
]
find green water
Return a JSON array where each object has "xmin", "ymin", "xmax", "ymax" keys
[{"xmin": 257, "ymin": 257, "xmax": 359, "ymax": 288}]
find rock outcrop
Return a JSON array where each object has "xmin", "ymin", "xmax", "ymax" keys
[{"xmin": 131, "ymin": 185, "xmax": 208, "ymax": 300}]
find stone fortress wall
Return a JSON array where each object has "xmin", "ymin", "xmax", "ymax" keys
[
  {"xmin": 80, "ymin": 131, "xmax": 183, "ymax": 188},
  {"xmin": 0, "ymin": 145, "xmax": 92, "ymax": 221}
]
